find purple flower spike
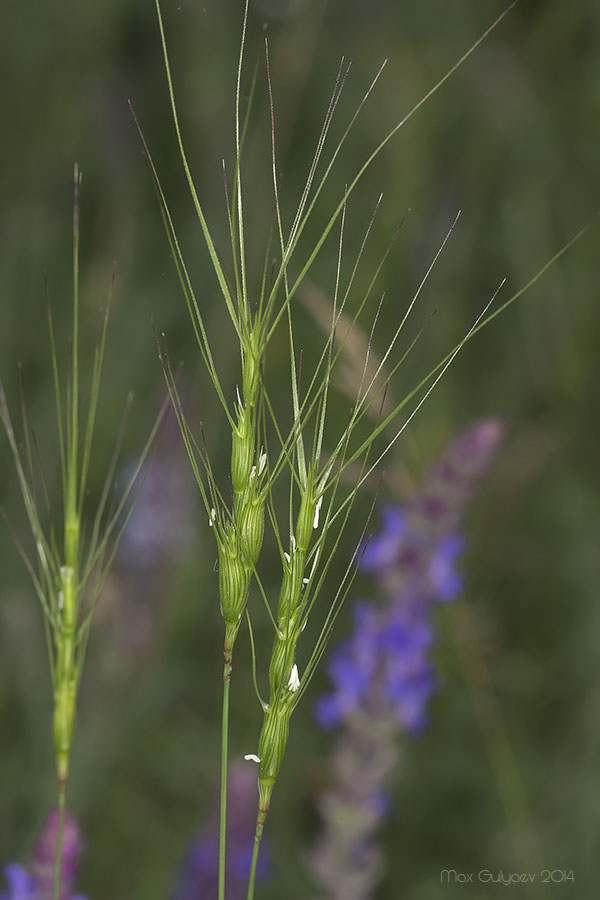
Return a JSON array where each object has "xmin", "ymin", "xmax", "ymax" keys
[
  {"xmin": 429, "ymin": 534, "xmax": 466, "ymax": 602},
  {"xmin": 317, "ymin": 603, "xmax": 382, "ymax": 728},
  {"xmin": 1, "ymin": 811, "xmax": 88, "ymax": 900},
  {"xmin": 31, "ymin": 811, "xmax": 84, "ymax": 900},
  {"xmin": 360, "ymin": 506, "xmax": 406, "ymax": 573},
  {"xmin": 311, "ymin": 420, "xmax": 503, "ymax": 899}
]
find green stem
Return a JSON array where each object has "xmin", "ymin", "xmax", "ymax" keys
[
  {"xmin": 53, "ymin": 781, "xmax": 67, "ymax": 900},
  {"xmin": 247, "ymin": 840, "xmax": 260, "ymax": 900},
  {"xmin": 247, "ymin": 804, "xmax": 268, "ymax": 900},
  {"xmin": 219, "ymin": 652, "xmax": 232, "ymax": 900}
]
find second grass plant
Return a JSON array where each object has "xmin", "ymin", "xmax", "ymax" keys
[{"xmin": 143, "ymin": 2, "xmax": 593, "ymax": 898}]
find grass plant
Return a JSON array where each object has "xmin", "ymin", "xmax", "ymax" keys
[
  {"xmin": 0, "ymin": 167, "xmax": 164, "ymax": 900},
  {"xmin": 138, "ymin": 2, "xmax": 595, "ymax": 897}
]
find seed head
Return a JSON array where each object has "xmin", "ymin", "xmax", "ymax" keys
[
  {"xmin": 242, "ymin": 329, "xmax": 261, "ymax": 406},
  {"xmin": 277, "ymin": 551, "xmax": 306, "ymax": 621},
  {"xmin": 218, "ymin": 528, "xmax": 250, "ymax": 626},
  {"xmin": 238, "ymin": 489, "xmax": 265, "ymax": 567},
  {"xmin": 296, "ymin": 486, "xmax": 316, "ymax": 551},
  {"xmin": 257, "ymin": 703, "xmax": 292, "ymax": 784}
]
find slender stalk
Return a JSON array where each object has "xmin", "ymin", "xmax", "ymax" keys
[
  {"xmin": 219, "ymin": 656, "xmax": 232, "ymax": 900},
  {"xmin": 247, "ymin": 843, "xmax": 259, "ymax": 900},
  {"xmin": 53, "ymin": 165, "xmax": 80, "ymax": 900},
  {"xmin": 247, "ymin": 805, "xmax": 268, "ymax": 900},
  {"xmin": 53, "ymin": 781, "xmax": 67, "ymax": 900},
  {"xmin": 71, "ymin": 165, "xmax": 80, "ymax": 501}
]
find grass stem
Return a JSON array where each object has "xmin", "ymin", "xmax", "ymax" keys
[
  {"xmin": 53, "ymin": 780, "xmax": 67, "ymax": 900},
  {"xmin": 247, "ymin": 804, "xmax": 267, "ymax": 900},
  {"xmin": 219, "ymin": 656, "xmax": 232, "ymax": 900}
]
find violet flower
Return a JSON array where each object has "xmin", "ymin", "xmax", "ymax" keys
[
  {"xmin": 310, "ymin": 419, "xmax": 504, "ymax": 899},
  {"xmin": 0, "ymin": 866, "xmax": 37, "ymax": 900},
  {"xmin": 1, "ymin": 811, "xmax": 87, "ymax": 900}
]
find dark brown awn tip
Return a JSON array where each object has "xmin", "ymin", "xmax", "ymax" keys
[
  {"xmin": 364, "ymin": 468, "xmax": 385, "ymax": 534},
  {"xmin": 378, "ymin": 381, "xmax": 390, "ymax": 420},
  {"xmin": 200, "ymin": 421, "xmax": 210, "ymax": 458}
]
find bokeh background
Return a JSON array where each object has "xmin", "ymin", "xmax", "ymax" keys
[{"xmin": 1, "ymin": 0, "xmax": 598, "ymax": 897}]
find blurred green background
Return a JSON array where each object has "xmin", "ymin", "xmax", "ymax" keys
[{"xmin": 1, "ymin": 0, "xmax": 598, "ymax": 897}]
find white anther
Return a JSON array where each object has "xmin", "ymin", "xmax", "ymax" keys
[
  {"xmin": 209, "ymin": 508, "xmax": 217, "ymax": 527},
  {"xmin": 313, "ymin": 496, "xmax": 323, "ymax": 529},
  {"xmin": 302, "ymin": 577, "xmax": 309, "ymax": 585},
  {"xmin": 288, "ymin": 664, "xmax": 300, "ymax": 692},
  {"xmin": 250, "ymin": 465, "xmax": 257, "ymax": 479},
  {"xmin": 244, "ymin": 753, "xmax": 261, "ymax": 763},
  {"xmin": 258, "ymin": 450, "xmax": 267, "ymax": 475},
  {"xmin": 236, "ymin": 385, "xmax": 242, "ymax": 407},
  {"xmin": 284, "ymin": 552, "xmax": 291, "ymax": 564},
  {"xmin": 58, "ymin": 591, "xmax": 64, "ymax": 612},
  {"xmin": 291, "ymin": 535, "xmax": 296, "ymax": 552}
]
